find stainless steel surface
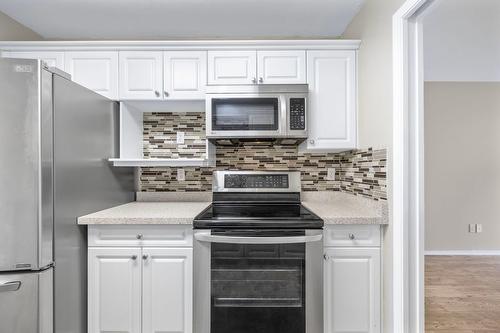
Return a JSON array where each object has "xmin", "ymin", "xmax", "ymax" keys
[
  {"xmin": 194, "ymin": 233, "xmax": 322, "ymax": 244},
  {"xmin": 212, "ymin": 171, "xmax": 301, "ymax": 193},
  {"xmin": 0, "ymin": 268, "xmax": 53, "ymax": 333},
  {"xmin": 52, "ymin": 74, "xmax": 134, "ymax": 333},
  {"xmin": 0, "ymin": 58, "xmax": 53, "ymax": 272},
  {"xmin": 206, "ymin": 84, "xmax": 308, "ymax": 139},
  {"xmin": 193, "ymin": 229, "xmax": 323, "ymax": 333}
]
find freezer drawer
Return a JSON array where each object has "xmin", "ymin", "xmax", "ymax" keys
[{"xmin": 0, "ymin": 268, "xmax": 53, "ymax": 333}]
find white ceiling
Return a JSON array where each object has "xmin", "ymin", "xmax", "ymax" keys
[
  {"xmin": 0, "ymin": 0, "xmax": 365, "ymax": 40},
  {"xmin": 423, "ymin": 0, "xmax": 500, "ymax": 81}
]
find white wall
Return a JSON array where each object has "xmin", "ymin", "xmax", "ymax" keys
[
  {"xmin": 342, "ymin": 0, "xmax": 406, "ymax": 331},
  {"xmin": 0, "ymin": 10, "xmax": 41, "ymax": 40},
  {"xmin": 425, "ymin": 82, "xmax": 500, "ymax": 251},
  {"xmin": 423, "ymin": 0, "xmax": 500, "ymax": 82}
]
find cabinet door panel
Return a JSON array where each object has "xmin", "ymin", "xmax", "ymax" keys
[
  {"xmin": 208, "ymin": 51, "xmax": 256, "ymax": 85},
  {"xmin": 2, "ymin": 51, "xmax": 65, "ymax": 70},
  {"xmin": 164, "ymin": 51, "xmax": 207, "ymax": 99},
  {"xmin": 88, "ymin": 247, "xmax": 141, "ymax": 333},
  {"xmin": 257, "ymin": 50, "xmax": 306, "ymax": 84},
  {"xmin": 119, "ymin": 51, "xmax": 163, "ymax": 100},
  {"xmin": 142, "ymin": 248, "xmax": 193, "ymax": 333},
  {"xmin": 303, "ymin": 50, "xmax": 357, "ymax": 152},
  {"xmin": 64, "ymin": 51, "xmax": 118, "ymax": 99},
  {"xmin": 324, "ymin": 248, "xmax": 380, "ymax": 333}
]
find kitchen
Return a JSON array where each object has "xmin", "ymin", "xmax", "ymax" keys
[{"xmin": 0, "ymin": 1, "xmax": 393, "ymax": 333}]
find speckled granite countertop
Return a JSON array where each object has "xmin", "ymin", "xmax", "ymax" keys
[
  {"xmin": 78, "ymin": 192, "xmax": 388, "ymax": 225},
  {"xmin": 302, "ymin": 192, "xmax": 388, "ymax": 225}
]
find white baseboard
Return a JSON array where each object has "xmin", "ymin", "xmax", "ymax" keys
[{"xmin": 425, "ymin": 250, "xmax": 500, "ymax": 256}]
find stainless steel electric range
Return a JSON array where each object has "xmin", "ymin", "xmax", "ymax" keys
[{"xmin": 193, "ymin": 171, "xmax": 324, "ymax": 333}]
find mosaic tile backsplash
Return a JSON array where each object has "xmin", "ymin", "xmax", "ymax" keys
[{"xmin": 140, "ymin": 112, "xmax": 387, "ymax": 200}]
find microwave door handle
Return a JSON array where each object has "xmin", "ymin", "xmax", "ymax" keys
[
  {"xmin": 280, "ymin": 95, "xmax": 287, "ymax": 134},
  {"xmin": 194, "ymin": 233, "xmax": 322, "ymax": 244}
]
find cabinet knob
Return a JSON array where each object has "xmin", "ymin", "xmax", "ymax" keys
[
  {"xmin": 142, "ymin": 254, "xmax": 149, "ymax": 260},
  {"xmin": 309, "ymin": 139, "xmax": 315, "ymax": 145},
  {"xmin": 323, "ymin": 254, "xmax": 329, "ymax": 261},
  {"xmin": 348, "ymin": 233, "xmax": 355, "ymax": 240},
  {"xmin": 258, "ymin": 77, "xmax": 264, "ymax": 83},
  {"xmin": 164, "ymin": 91, "xmax": 169, "ymax": 97},
  {"xmin": 251, "ymin": 77, "xmax": 257, "ymax": 84},
  {"xmin": 154, "ymin": 91, "xmax": 160, "ymax": 97},
  {"xmin": 136, "ymin": 234, "xmax": 143, "ymax": 240},
  {"xmin": 131, "ymin": 255, "xmax": 137, "ymax": 260}
]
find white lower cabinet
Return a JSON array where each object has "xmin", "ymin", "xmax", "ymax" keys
[
  {"xmin": 323, "ymin": 226, "xmax": 381, "ymax": 333},
  {"xmin": 88, "ymin": 226, "xmax": 193, "ymax": 333},
  {"xmin": 88, "ymin": 247, "xmax": 142, "ymax": 333}
]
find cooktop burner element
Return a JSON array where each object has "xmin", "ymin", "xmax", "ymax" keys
[{"xmin": 193, "ymin": 171, "xmax": 323, "ymax": 229}]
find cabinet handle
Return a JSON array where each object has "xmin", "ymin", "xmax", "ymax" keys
[
  {"xmin": 323, "ymin": 254, "xmax": 329, "ymax": 261},
  {"xmin": 136, "ymin": 234, "xmax": 143, "ymax": 240},
  {"xmin": 131, "ymin": 255, "xmax": 137, "ymax": 260},
  {"xmin": 348, "ymin": 233, "xmax": 355, "ymax": 240},
  {"xmin": 154, "ymin": 91, "xmax": 160, "ymax": 97},
  {"xmin": 164, "ymin": 91, "xmax": 169, "ymax": 97},
  {"xmin": 142, "ymin": 254, "xmax": 149, "ymax": 260},
  {"xmin": 251, "ymin": 77, "xmax": 257, "ymax": 84},
  {"xmin": 258, "ymin": 77, "xmax": 264, "ymax": 83}
]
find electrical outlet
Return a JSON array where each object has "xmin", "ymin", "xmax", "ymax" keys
[
  {"xmin": 327, "ymin": 168, "xmax": 336, "ymax": 181},
  {"xmin": 177, "ymin": 169, "xmax": 185, "ymax": 181},
  {"xmin": 469, "ymin": 224, "xmax": 476, "ymax": 233},
  {"xmin": 476, "ymin": 224, "xmax": 482, "ymax": 233},
  {"xmin": 177, "ymin": 132, "xmax": 185, "ymax": 144}
]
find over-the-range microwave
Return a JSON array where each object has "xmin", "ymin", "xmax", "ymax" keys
[{"xmin": 205, "ymin": 84, "xmax": 308, "ymax": 142}]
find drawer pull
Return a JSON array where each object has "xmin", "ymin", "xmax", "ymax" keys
[
  {"xmin": 348, "ymin": 233, "xmax": 355, "ymax": 240},
  {"xmin": 136, "ymin": 234, "xmax": 143, "ymax": 240}
]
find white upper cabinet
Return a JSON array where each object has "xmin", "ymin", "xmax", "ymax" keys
[
  {"xmin": 302, "ymin": 50, "xmax": 357, "ymax": 152},
  {"xmin": 142, "ymin": 248, "xmax": 193, "ymax": 333},
  {"xmin": 257, "ymin": 50, "xmax": 306, "ymax": 84},
  {"xmin": 64, "ymin": 52, "xmax": 119, "ymax": 99},
  {"xmin": 2, "ymin": 51, "xmax": 65, "ymax": 70},
  {"xmin": 324, "ymin": 247, "xmax": 381, "ymax": 333},
  {"xmin": 88, "ymin": 247, "xmax": 142, "ymax": 333},
  {"xmin": 119, "ymin": 51, "xmax": 163, "ymax": 100},
  {"xmin": 164, "ymin": 51, "xmax": 207, "ymax": 100},
  {"xmin": 208, "ymin": 50, "xmax": 257, "ymax": 85}
]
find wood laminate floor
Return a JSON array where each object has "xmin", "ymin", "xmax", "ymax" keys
[{"xmin": 425, "ymin": 256, "xmax": 500, "ymax": 333}]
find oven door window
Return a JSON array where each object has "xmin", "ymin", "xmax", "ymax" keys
[
  {"xmin": 211, "ymin": 98, "xmax": 279, "ymax": 131},
  {"xmin": 211, "ymin": 230, "xmax": 305, "ymax": 333}
]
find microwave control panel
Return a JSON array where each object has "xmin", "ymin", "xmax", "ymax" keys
[{"xmin": 289, "ymin": 98, "xmax": 306, "ymax": 130}]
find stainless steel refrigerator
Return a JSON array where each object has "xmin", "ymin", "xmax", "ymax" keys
[{"xmin": 0, "ymin": 58, "xmax": 135, "ymax": 333}]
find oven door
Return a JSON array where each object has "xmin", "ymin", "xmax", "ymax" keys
[
  {"xmin": 206, "ymin": 94, "xmax": 286, "ymax": 138},
  {"xmin": 194, "ymin": 229, "xmax": 323, "ymax": 333}
]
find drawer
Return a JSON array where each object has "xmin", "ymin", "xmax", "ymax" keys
[
  {"xmin": 88, "ymin": 225, "xmax": 193, "ymax": 247},
  {"xmin": 323, "ymin": 225, "xmax": 381, "ymax": 247}
]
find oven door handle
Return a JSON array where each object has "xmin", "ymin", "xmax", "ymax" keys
[{"xmin": 194, "ymin": 233, "xmax": 322, "ymax": 244}]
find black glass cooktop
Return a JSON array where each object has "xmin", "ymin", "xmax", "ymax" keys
[{"xmin": 193, "ymin": 203, "xmax": 323, "ymax": 229}]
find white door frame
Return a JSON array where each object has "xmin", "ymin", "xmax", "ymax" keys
[{"xmin": 392, "ymin": 0, "xmax": 434, "ymax": 332}]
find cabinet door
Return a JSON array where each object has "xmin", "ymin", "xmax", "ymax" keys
[
  {"xmin": 164, "ymin": 51, "xmax": 207, "ymax": 100},
  {"xmin": 64, "ymin": 51, "xmax": 119, "ymax": 99},
  {"xmin": 119, "ymin": 51, "xmax": 163, "ymax": 100},
  {"xmin": 142, "ymin": 248, "xmax": 193, "ymax": 333},
  {"xmin": 324, "ymin": 248, "xmax": 381, "ymax": 333},
  {"xmin": 88, "ymin": 248, "xmax": 141, "ymax": 333},
  {"xmin": 2, "ymin": 51, "xmax": 65, "ymax": 70},
  {"xmin": 303, "ymin": 50, "xmax": 357, "ymax": 152},
  {"xmin": 207, "ymin": 50, "xmax": 257, "ymax": 85},
  {"xmin": 257, "ymin": 50, "xmax": 306, "ymax": 84}
]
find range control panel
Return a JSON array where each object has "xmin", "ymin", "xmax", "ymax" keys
[
  {"xmin": 224, "ymin": 174, "xmax": 289, "ymax": 189},
  {"xmin": 289, "ymin": 98, "xmax": 306, "ymax": 130}
]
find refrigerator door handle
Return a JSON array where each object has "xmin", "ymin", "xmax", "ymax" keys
[{"xmin": 0, "ymin": 281, "xmax": 21, "ymax": 292}]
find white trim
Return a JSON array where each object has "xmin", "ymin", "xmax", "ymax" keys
[
  {"xmin": 393, "ymin": 1, "xmax": 432, "ymax": 333},
  {"xmin": 0, "ymin": 40, "xmax": 361, "ymax": 52},
  {"xmin": 425, "ymin": 250, "xmax": 500, "ymax": 256}
]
